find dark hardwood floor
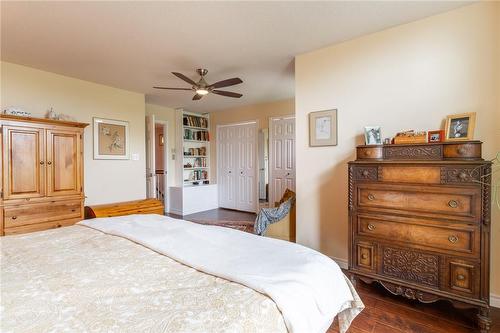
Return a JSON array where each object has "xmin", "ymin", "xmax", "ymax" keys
[
  {"xmin": 170, "ymin": 208, "xmax": 500, "ymax": 333},
  {"xmin": 330, "ymin": 278, "xmax": 500, "ymax": 333}
]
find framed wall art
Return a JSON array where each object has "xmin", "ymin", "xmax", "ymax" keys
[
  {"xmin": 309, "ymin": 109, "xmax": 337, "ymax": 146},
  {"xmin": 93, "ymin": 117, "xmax": 130, "ymax": 159}
]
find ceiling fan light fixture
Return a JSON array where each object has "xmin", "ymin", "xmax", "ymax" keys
[{"xmin": 195, "ymin": 88, "xmax": 209, "ymax": 95}]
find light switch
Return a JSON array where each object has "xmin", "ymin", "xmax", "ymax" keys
[{"xmin": 131, "ymin": 153, "xmax": 140, "ymax": 161}]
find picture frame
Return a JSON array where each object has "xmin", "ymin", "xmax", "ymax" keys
[
  {"xmin": 309, "ymin": 109, "xmax": 337, "ymax": 146},
  {"xmin": 444, "ymin": 112, "xmax": 476, "ymax": 141},
  {"xmin": 364, "ymin": 126, "xmax": 382, "ymax": 145},
  {"xmin": 159, "ymin": 134, "xmax": 164, "ymax": 146},
  {"xmin": 93, "ymin": 117, "xmax": 130, "ymax": 160},
  {"xmin": 428, "ymin": 130, "xmax": 444, "ymax": 143}
]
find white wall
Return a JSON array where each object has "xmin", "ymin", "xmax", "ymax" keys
[
  {"xmin": 1, "ymin": 61, "xmax": 147, "ymax": 205},
  {"xmin": 295, "ymin": 2, "xmax": 500, "ymax": 293}
]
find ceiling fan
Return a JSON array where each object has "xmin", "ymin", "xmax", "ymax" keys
[{"xmin": 153, "ymin": 69, "xmax": 243, "ymax": 100}]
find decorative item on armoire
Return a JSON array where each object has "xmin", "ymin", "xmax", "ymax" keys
[
  {"xmin": 348, "ymin": 140, "xmax": 492, "ymax": 332},
  {"xmin": 2, "ymin": 106, "xmax": 31, "ymax": 117},
  {"xmin": 428, "ymin": 130, "xmax": 444, "ymax": 142},
  {"xmin": 93, "ymin": 117, "xmax": 130, "ymax": 160},
  {"xmin": 309, "ymin": 109, "xmax": 337, "ymax": 146}
]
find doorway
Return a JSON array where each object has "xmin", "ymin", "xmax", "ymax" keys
[{"xmin": 146, "ymin": 115, "xmax": 168, "ymax": 212}]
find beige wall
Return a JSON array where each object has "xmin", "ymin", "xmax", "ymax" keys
[
  {"xmin": 145, "ymin": 103, "xmax": 176, "ymax": 187},
  {"xmin": 295, "ymin": 2, "xmax": 500, "ymax": 295},
  {"xmin": 1, "ymin": 61, "xmax": 147, "ymax": 205},
  {"xmin": 209, "ymin": 98, "xmax": 294, "ymax": 183}
]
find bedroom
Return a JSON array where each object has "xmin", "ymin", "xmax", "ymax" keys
[{"xmin": 1, "ymin": 1, "xmax": 499, "ymax": 333}]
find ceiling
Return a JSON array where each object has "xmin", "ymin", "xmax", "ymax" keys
[{"xmin": 1, "ymin": 1, "xmax": 471, "ymax": 113}]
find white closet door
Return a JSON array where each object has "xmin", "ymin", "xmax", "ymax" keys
[
  {"xmin": 218, "ymin": 126, "xmax": 237, "ymax": 209},
  {"xmin": 269, "ymin": 116, "xmax": 295, "ymax": 206},
  {"xmin": 236, "ymin": 123, "xmax": 257, "ymax": 212}
]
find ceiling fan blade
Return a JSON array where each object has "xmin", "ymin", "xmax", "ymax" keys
[
  {"xmin": 211, "ymin": 90, "xmax": 242, "ymax": 98},
  {"xmin": 209, "ymin": 78, "xmax": 243, "ymax": 89},
  {"xmin": 172, "ymin": 72, "xmax": 197, "ymax": 86},
  {"xmin": 153, "ymin": 86, "xmax": 192, "ymax": 90},
  {"xmin": 192, "ymin": 94, "xmax": 203, "ymax": 100}
]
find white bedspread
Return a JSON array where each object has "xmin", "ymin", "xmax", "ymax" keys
[{"xmin": 79, "ymin": 214, "xmax": 363, "ymax": 333}]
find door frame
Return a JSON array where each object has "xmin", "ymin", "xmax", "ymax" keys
[
  {"xmin": 216, "ymin": 120, "xmax": 259, "ymax": 213},
  {"xmin": 155, "ymin": 120, "xmax": 169, "ymax": 213},
  {"xmin": 268, "ymin": 115, "xmax": 295, "ymax": 207}
]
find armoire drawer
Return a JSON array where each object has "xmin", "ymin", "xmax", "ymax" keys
[
  {"xmin": 4, "ymin": 200, "xmax": 82, "ymax": 228},
  {"xmin": 356, "ymin": 214, "xmax": 479, "ymax": 256},
  {"xmin": 356, "ymin": 184, "xmax": 481, "ymax": 222}
]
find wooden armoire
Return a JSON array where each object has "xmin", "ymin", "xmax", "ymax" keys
[
  {"xmin": 0, "ymin": 115, "xmax": 88, "ymax": 235},
  {"xmin": 348, "ymin": 141, "xmax": 492, "ymax": 332}
]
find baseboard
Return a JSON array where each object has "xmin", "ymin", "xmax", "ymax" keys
[
  {"xmin": 491, "ymin": 293, "xmax": 500, "ymax": 308},
  {"xmin": 168, "ymin": 208, "xmax": 183, "ymax": 216},
  {"xmin": 330, "ymin": 256, "xmax": 348, "ymax": 270}
]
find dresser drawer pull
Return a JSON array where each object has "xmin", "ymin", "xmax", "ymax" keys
[
  {"xmin": 11, "ymin": 216, "xmax": 17, "ymax": 220},
  {"xmin": 367, "ymin": 194, "xmax": 375, "ymax": 201},
  {"xmin": 39, "ymin": 161, "xmax": 45, "ymax": 165},
  {"xmin": 361, "ymin": 253, "xmax": 368, "ymax": 259},
  {"xmin": 362, "ymin": 170, "xmax": 369, "ymax": 177},
  {"xmin": 457, "ymin": 147, "xmax": 466, "ymax": 155},
  {"xmin": 71, "ymin": 209, "xmax": 76, "ymax": 212},
  {"xmin": 448, "ymin": 235, "xmax": 459, "ymax": 243},
  {"xmin": 367, "ymin": 224, "xmax": 376, "ymax": 231},
  {"xmin": 456, "ymin": 274, "xmax": 466, "ymax": 281},
  {"xmin": 448, "ymin": 200, "xmax": 458, "ymax": 208}
]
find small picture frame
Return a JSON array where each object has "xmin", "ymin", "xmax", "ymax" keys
[
  {"xmin": 309, "ymin": 109, "xmax": 337, "ymax": 146},
  {"xmin": 93, "ymin": 117, "xmax": 130, "ymax": 160},
  {"xmin": 444, "ymin": 112, "xmax": 476, "ymax": 141},
  {"xmin": 364, "ymin": 126, "xmax": 382, "ymax": 145},
  {"xmin": 428, "ymin": 130, "xmax": 444, "ymax": 143}
]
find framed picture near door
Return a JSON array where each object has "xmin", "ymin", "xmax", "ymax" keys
[
  {"xmin": 309, "ymin": 109, "xmax": 337, "ymax": 146},
  {"xmin": 93, "ymin": 117, "xmax": 130, "ymax": 159}
]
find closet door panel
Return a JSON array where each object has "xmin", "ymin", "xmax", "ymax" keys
[
  {"xmin": 270, "ymin": 117, "xmax": 295, "ymax": 206},
  {"xmin": 46, "ymin": 129, "xmax": 82, "ymax": 196},
  {"xmin": 2, "ymin": 126, "xmax": 45, "ymax": 200},
  {"xmin": 218, "ymin": 126, "xmax": 237, "ymax": 209},
  {"xmin": 236, "ymin": 124, "xmax": 257, "ymax": 212}
]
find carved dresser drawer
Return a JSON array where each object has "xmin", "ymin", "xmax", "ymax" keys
[
  {"xmin": 356, "ymin": 183, "xmax": 481, "ymax": 222},
  {"xmin": 355, "ymin": 214, "xmax": 479, "ymax": 256},
  {"xmin": 348, "ymin": 141, "xmax": 492, "ymax": 331}
]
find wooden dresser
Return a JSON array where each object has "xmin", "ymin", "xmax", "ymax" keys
[
  {"xmin": 0, "ymin": 115, "xmax": 88, "ymax": 235},
  {"xmin": 348, "ymin": 141, "xmax": 492, "ymax": 332}
]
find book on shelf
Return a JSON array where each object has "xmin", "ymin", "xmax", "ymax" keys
[
  {"xmin": 184, "ymin": 128, "xmax": 209, "ymax": 141},
  {"xmin": 184, "ymin": 169, "xmax": 208, "ymax": 182},
  {"xmin": 184, "ymin": 147, "xmax": 207, "ymax": 156},
  {"xmin": 183, "ymin": 115, "xmax": 208, "ymax": 128}
]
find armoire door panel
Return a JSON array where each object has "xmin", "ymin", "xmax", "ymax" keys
[
  {"xmin": 3, "ymin": 126, "xmax": 45, "ymax": 199},
  {"xmin": 46, "ymin": 130, "xmax": 82, "ymax": 196}
]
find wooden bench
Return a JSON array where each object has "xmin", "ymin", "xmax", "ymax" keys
[{"xmin": 84, "ymin": 199, "xmax": 164, "ymax": 219}]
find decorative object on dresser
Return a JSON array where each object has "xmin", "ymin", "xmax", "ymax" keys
[
  {"xmin": 84, "ymin": 199, "xmax": 164, "ymax": 219},
  {"xmin": 445, "ymin": 112, "xmax": 476, "ymax": 141},
  {"xmin": 93, "ymin": 117, "xmax": 129, "ymax": 160},
  {"xmin": 364, "ymin": 126, "xmax": 382, "ymax": 145},
  {"xmin": 309, "ymin": 109, "xmax": 338, "ymax": 146},
  {"xmin": 428, "ymin": 130, "xmax": 444, "ymax": 143},
  {"xmin": 0, "ymin": 114, "xmax": 88, "ymax": 235},
  {"xmin": 348, "ymin": 140, "xmax": 492, "ymax": 332},
  {"xmin": 393, "ymin": 130, "xmax": 427, "ymax": 144}
]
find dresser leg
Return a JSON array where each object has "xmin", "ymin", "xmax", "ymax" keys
[{"xmin": 477, "ymin": 307, "xmax": 491, "ymax": 333}]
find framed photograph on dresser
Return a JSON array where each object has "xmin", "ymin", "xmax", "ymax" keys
[
  {"xmin": 93, "ymin": 117, "xmax": 130, "ymax": 159},
  {"xmin": 444, "ymin": 112, "xmax": 476, "ymax": 141}
]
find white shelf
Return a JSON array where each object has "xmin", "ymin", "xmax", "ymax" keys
[
  {"xmin": 183, "ymin": 155, "xmax": 207, "ymax": 158},
  {"xmin": 184, "ymin": 139, "xmax": 209, "ymax": 143},
  {"xmin": 184, "ymin": 125, "xmax": 209, "ymax": 130},
  {"xmin": 183, "ymin": 167, "xmax": 209, "ymax": 170}
]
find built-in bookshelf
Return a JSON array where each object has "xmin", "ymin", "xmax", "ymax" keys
[{"xmin": 182, "ymin": 112, "xmax": 210, "ymax": 186}]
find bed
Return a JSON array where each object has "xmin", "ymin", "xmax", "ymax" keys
[{"xmin": 1, "ymin": 214, "xmax": 363, "ymax": 333}]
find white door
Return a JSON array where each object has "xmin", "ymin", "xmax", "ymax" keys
[
  {"xmin": 236, "ymin": 123, "xmax": 257, "ymax": 212},
  {"xmin": 217, "ymin": 122, "xmax": 257, "ymax": 212},
  {"xmin": 269, "ymin": 116, "xmax": 295, "ymax": 206},
  {"xmin": 145, "ymin": 114, "xmax": 156, "ymax": 198},
  {"xmin": 258, "ymin": 130, "xmax": 266, "ymax": 200}
]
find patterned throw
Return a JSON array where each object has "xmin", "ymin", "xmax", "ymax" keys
[{"xmin": 254, "ymin": 188, "xmax": 296, "ymax": 235}]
